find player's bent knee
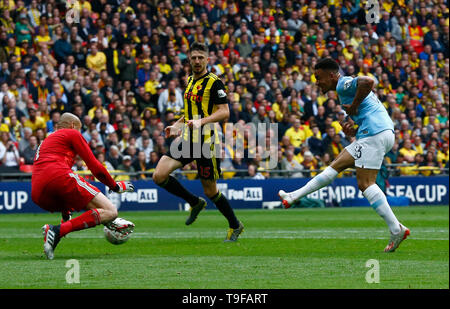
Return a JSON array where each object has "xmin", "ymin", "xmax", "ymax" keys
[
  {"xmin": 100, "ymin": 206, "xmax": 118, "ymax": 223},
  {"xmin": 203, "ymin": 187, "xmax": 217, "ymax": 198},
  {"xmin": 87, "ymin": 193, "xmax": 118, "ymax": 223},
  {"xmin": 152, "ymin": 170, "xmax": 168, "ymax": 185},
  {"xmin": 357, "ymin": 181, "xmax": 373, "ymax": 192},
  {"xmin": 108, "ymin": 206, "xmax": 118, "ymax": 220},
  {"xmin": 330, "ymin": 150, "xmax": 354, "ymax": 173},
  {"xmin": 356, "ymin": 168, "xmax": 379, "ymax": 193},
  {"xmin": 201, "ymin": 181, "xmax": 218, "ymax": 198},
  {"xmin": 151, "ymin": 171, "xmax": 160, "ymax": 184},
  {"xmin": 358, "ymin": 184, "xmax": 367, "ymax": 192}
]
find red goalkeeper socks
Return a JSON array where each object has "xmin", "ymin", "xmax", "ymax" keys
[{"xmin": 59, "ymin": 209, "xmax": 101, "ymax": 237}]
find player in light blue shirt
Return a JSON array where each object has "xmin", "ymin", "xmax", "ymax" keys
[
  {"xmin": 336, "ymin": 75, "xmax": 394, "ymax": 139},
  {"xmin": 279, "ymin": 58, "xmax": 409, "ymax": 253}
]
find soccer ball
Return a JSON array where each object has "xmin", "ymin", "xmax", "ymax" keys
[
  {"xmin": 103, "ymin": 218, "xmax": 135, "ymax": 245},
  {"xmin": 104, "ymin": 226, "xmax": 130, "ymax": 245}
]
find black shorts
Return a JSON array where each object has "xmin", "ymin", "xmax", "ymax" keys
[{"xmin": 166, "ymin": 139, "xmax": 221, "ymax": 180}]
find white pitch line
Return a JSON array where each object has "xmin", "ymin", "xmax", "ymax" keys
[
  {"xmin": 1, "ymin": 235, "xmax": 448, "ymax": 240},
  {"xmin": 1, "ymin": 229, "xmax": 448, "ymax": 241}
]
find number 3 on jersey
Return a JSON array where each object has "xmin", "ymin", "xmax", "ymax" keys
[{"xmin": 354, "ymin": 144, "xmax": 363, "ymax": 159}]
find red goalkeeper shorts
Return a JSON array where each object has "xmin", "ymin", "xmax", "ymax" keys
[{"xmin": 32, "ymin": 172, "xmax": 100, "ymax": 213}]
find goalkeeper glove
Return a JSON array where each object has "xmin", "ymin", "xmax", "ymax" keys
[
  {"xmin": 104, "ymin": 218, "xmax": 135, "ymax": 235},
  {"xmin": 110, "ymin": 181, "xmax": 135, "ymax": 193}
]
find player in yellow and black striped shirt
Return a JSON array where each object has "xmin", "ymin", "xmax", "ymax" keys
[{"xmin": 152, "ymin": 42, "xmax": 244, "ymax": 242}]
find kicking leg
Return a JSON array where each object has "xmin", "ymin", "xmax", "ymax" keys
[
  {"xmin": 279, "ymin": 149, "xmax": 355, "ymax": 208},
  {"xmin": 357, "ymin": 168, "xmax": 410, "ymax": 252}
]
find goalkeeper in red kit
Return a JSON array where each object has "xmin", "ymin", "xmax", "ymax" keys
[{"xmin": 32, "ymin": 113, "xmax": 135, "ymax": 259}]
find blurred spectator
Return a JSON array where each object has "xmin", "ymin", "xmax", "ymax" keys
[
  {"xmin": 322, "ymin": 126, "xmax": 344, "ymax": 160},
  {"xmin": 133, "ymin": 151, "xmax": 150, "ymax": 179},
  {"xmin": 412, "ymin": 135, "xmax": 425, "ymax": 154},
  {"xmin": 117, "ymin": 155, "xmax": 136, "ymax": 176},
  {"xmin": 86, "ymin": 43, "xmax": 106, "ymax": 75},
  {"xmin": 148, "ymin": 151, "xmax": 160, "ymax": 170},
  {"xmin": 88, "ymin": 96, "xmax": 108, "ymax": 120},
  {"xmin": 400, "ymin": 139, "xmax": 417, "ymax": 163},
  {"xmin": 106, "ymin": 145, "xmax": 122, "ymax": 170},
  {"xmin": 284, "ymin": 117, "xmax": 312, "ymax": 148},
  {"xmin": 251, "ymin": 105, "xmax": 271, "ymax": 128},
  {"xmin": 54, "ymin": 31, "xmax": 72, "ymax": 64},
  {"xmin": 24, "ymin": 106, "xmax": 46, "ymax": 133},
  {"xmin": 232, "ymin": 152, "xmax": 248, "ymax": 177},
  {"xmin": 248, "ymin": 163, "xmax": 265, "ymax": 179},
  {"xmin": 46, "ymin": 110, "xmax": 60, "ymax": 133},
  {"xmin": 0, "ymin": 131, "xmax": 20, "ymax": 171},
  {"xmin": 281, "ymin": 150, "xmax": 304, "ymax": 178},
  {"xmin": 96, "ymin": 113, "xmax": 115, "ymax": 135},
  {"xmin": 307, "ymin": 125, "xmax": 324, "ymax": 157},
  {"xmin": 22, "ymin": 135, "xmax": 38, "ymax": 164},
  {"xmin": 401, "ymin": 153, "xmax": 424, "ymax": 176},
  {"xmin": 0, "ymin": 0, "xmax": 445, "ymax": 179},
  {"xmin": 301, "ymin": 151, "xmax": 318, "ymax": 178},
  {"xmin": 96, "ymin": 152, "xmax": 114, "ymax": 171},
  {"xmin": 15, "ymin": 14, "xmax": 33, "ymax": 45},
  {"xmin": 118, "ymin": 44, "xmax": 137, "ymax": 83},
  {"xmin": 157, "ymin": 79, "xmax": 183, "ymax": 116},
  {"xmin": 18, "ymin": 127, "xmax": 32, "ymax": 154}
]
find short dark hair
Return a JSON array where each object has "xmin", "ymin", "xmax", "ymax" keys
[
  {"xmin": 314, "ymin": 58, "xmax": 340, "ymax": 72},
  {"xmin": 190, "ymin": 41, "xmax": 208, "ymax": 54}
]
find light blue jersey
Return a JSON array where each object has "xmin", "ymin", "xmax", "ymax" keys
[{"xmin": 336, "ymin": 76, "xmax": 394, "ymax": 139}]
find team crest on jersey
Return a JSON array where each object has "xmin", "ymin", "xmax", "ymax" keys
[
  {"xmin": 197, "ymin": 85, "xmax": 203, "ymax": 91},
  {"xmin": 344, "ymin": 80, "xmax": 352, "ymax": 90}
]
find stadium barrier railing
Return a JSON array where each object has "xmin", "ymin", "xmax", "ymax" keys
[{"xmin": 0, "ymin": 164, "xmax": 448, "ymax": 181}]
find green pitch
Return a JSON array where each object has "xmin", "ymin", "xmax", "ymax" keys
[{"xmin": 0, "ymin": 206, "xmax": 448, "ymax": 289}]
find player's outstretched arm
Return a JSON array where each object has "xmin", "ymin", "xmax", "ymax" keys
[
  {"xmin": 165, "ymin": 115, "xmax": 185, "ymax": 138},
  {"xmin": 206, "ymin": 103, "xmax": 230, "ymax": 124},
  {"xmin": 70, "ymin": 130, "xmax": 124, "ymax": 192},
  {"xmin": 188, "ymin": 103, "xmax": 229, "ymax": 128},
  {"xmin": 343, "ymin": 76, "xmax": 375, "ymax": 116}
]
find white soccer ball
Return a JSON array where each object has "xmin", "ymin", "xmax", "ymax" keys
[
  {"xmin": 103, "ymin": 218, "xmax": 135, "ymax": 245},
  {"xmin": 104, "ymin": 226, "xmax": 130, "ymax": 245}
]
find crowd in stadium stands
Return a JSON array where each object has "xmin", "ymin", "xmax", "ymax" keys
[{"xmin": 0, "ymin": 0, "xmax": 448, "ymax": 181}]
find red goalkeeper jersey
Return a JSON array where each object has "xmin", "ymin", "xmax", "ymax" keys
[{"xmin": 32, "ymin": 128, "xmax": 116, "ymax": 190}]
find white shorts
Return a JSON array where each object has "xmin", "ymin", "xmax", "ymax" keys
[{"xmin": 345, "ymin": 130, "xmax": 395, "ymax": 170}]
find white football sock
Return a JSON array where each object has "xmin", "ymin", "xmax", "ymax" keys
[
  {"xmin": 290, "ymin": 166, "xmax": 339, "ymax": 201},
  {"xmin": 363, "ymin": 184, "xmax": 401, "ymax": 234}
]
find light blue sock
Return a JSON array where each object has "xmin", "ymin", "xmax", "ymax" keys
[
  {"xmin": 291, "ymin": 166, "xmax": 338, "ymax": 201},
  {"xmin": 363, "ymin": 184, "xmax": 401, "ymax": 234}
]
